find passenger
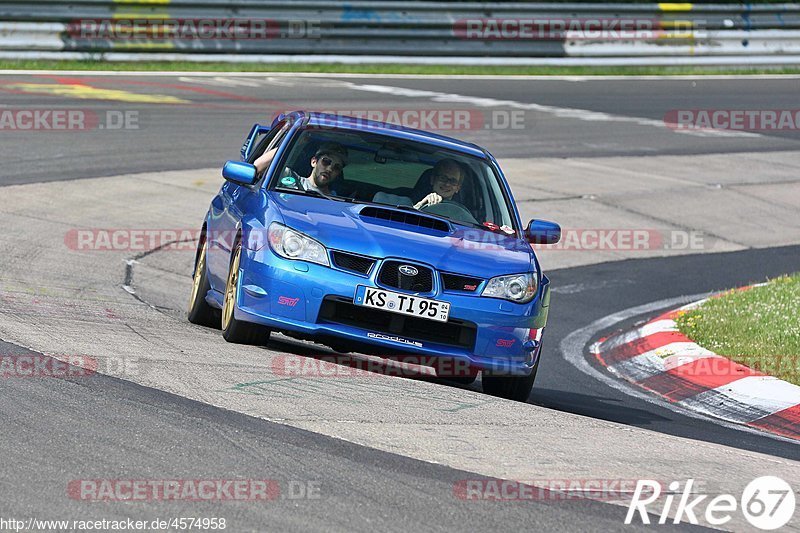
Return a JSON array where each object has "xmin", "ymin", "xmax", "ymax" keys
[
  {"xmin": 372, "ymin": 158, "xmax": 464, "ymax": 210},
  {"xmin": 413, "ymin": 158, "xmax": 464, "ymax": 209}
]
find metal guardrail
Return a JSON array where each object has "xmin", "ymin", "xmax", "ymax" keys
[{"xmin": 1, "ymin": 2, "xmax": 800, "ymax": 64}]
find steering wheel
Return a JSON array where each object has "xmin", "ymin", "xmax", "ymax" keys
[{"xmin": 420, "ymin": 200, "xmax": 479, "ymax": 225}]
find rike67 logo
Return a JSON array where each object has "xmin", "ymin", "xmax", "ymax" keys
[{"xmin": 626, "ymin": 477, "xmax": 795, "ymax": 530}]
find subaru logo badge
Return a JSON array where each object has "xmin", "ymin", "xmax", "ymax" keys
[{"xmin": 398, "ymin": 265, "xmax": 419, "ymax": 276}]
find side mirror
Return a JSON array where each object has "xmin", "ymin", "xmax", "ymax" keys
[
  {"xmin": 222, "ymin": 161, "xmax": 257, "ymax": 186},
  {"xmin": 526, "ymin": 219, "xmax": 561, "ymax": 244}
]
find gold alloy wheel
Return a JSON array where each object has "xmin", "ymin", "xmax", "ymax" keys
[
  {"xmin": 188, "ymin": 239, "xmax": 207, "ymax": 311},
  {"xmin": 222, "ymin": 245, "xmax": 241, "ymax": 330}
]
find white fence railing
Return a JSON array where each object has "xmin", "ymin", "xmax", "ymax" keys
[{"xmin": 1, "ymin": 2, "xmax": 799, "ymax": 65}]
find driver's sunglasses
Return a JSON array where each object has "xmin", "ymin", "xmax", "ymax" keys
[
  {"xmin": 319, "ymin": 156, "xmax": 344, "ymax": 172},
  {"xmin": 434, "ymin": 174, "xmax": 461, "ymax": 187}
]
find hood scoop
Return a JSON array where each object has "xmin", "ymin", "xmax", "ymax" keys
[{"xmin": 358, "ymin": 206, "xmax": 451, "ymax": 233}]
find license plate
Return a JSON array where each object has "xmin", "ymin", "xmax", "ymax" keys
[{"xmin": 354, "ymin": 286, "xmax": 450, "ymax": 323}]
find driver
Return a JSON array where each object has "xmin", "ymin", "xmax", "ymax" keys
[
  {"xmin": 254, "ymin": 141, "xmax": 348, "ymax": 196},
  {"xmin": 413, "ymin": 158, "xmax": 464, "ymax": 210}
]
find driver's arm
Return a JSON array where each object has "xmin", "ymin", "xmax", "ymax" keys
[{"xmin": 254, "ymin": 147, "xmax": 278, "ymax": 174}]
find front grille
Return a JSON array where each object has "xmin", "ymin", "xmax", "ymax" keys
[
  {"xmin": 442, "ymin": 273, "xmax": 483, "ymax": 292},
  {"xmin": 318, "ymin": 297, "xmax": 477, "ymax": 350},
  {"xmin": 331, "ymin": 251, "xmax": 375, "ymax": 275},
  {"xmin": 359, "ymin": 206, "xmax": 450, "ymax": 233},
  {"xmin": 378, "ymin": 260, "xmax": 433, "ymax": 293}
]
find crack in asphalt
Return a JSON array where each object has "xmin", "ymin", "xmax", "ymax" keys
[
  {"xmin": 122, "ymin": 237, "xmax": 197, "ymax": 312},
  {"xmin": 124, "ymin": 322, "xmax": 149, "ymax": 342}
]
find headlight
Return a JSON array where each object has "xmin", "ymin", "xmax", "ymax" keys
[
  {"xmin": 268, "ymin": 222, "xmax": 329, "ymax": 267},
  {"xmin": 481, "ymin": 272, "xmax": 537, "ymax": 304}
]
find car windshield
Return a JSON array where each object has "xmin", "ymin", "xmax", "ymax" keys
[{"xmin": 270, "ymin": 126, "xmax": 517, "ymax": 232}]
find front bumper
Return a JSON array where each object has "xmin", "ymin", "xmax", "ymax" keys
[{"xmin": 235, "ymin": 247, "xmax": 550, "ymax": 376}]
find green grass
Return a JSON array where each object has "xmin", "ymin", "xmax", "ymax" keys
[
  {"xmin": 675, "ymin": 274, "xmax": 800, "ymax": 385},
  {"xmin": 3, "ymin": 59, "xmax": 800, "ymax": 76}
]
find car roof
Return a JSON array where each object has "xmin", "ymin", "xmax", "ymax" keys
[{"xmin": 289, "ymin": 111, "xmax": 488, "ymax": 160}]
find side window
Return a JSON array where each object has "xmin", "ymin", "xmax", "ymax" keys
[
  {"xmin": 247, "ymin": 121, "xmax": 290, "ymax": 165},
  {"xmin": 252, "ymin": 121, "xmax": 293, "ymax": 186},
  {"xmin": 266, "ymin": 122, "xmax": 291, "ymax": 152}
]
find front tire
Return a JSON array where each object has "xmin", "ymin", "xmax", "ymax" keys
[
  {"xmin": 443, "ymin": 374, "xmax": 478, "ymax": 386},
  {"xmin": 187, "ymin": 237, "xmax": 219, "ymax": 328},
  {"xmin": 482, "ymin": 362, "xmax": 538, "ymax": 402},
  {"xmin": 221, "ymin": 242, "xmax": 271, "ymax": 345},
  {"xmin": 434, "ymin": 359, "xmax": 478, "ymax": 385}
]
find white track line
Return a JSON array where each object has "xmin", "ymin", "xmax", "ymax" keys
[{"xmin": 342, "ymin": 82, "xmax": 762, "ymax": 139}]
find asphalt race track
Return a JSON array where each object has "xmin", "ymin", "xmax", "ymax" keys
[
  {"xmin": 3, "ymin": 74, "xmax": 800, "ymax": 185},
  {"xmin": 1, "ymin": 340, "xmax": 673, "ymax": 532},
  {"xmin": 1, "ymin": 73, "xmax": 799, "ymax": 531}
]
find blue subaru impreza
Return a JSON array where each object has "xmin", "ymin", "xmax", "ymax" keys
[{"xmin": 188, "ymin": 111, "xmax": 560, "ymax": 401}]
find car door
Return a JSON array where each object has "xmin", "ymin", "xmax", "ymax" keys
[{"xmin": 207, "ymin": 120, "xmax": 291, "ymax": 292}]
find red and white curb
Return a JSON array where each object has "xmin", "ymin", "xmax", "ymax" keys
[{"xmin": 590, "ymin": 296, "xmax": 800, "ymax": 441}]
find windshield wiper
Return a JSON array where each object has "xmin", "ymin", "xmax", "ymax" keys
[{"xmin": 300, "ymin": 189, "xmax": 327, "ymax": 199}]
